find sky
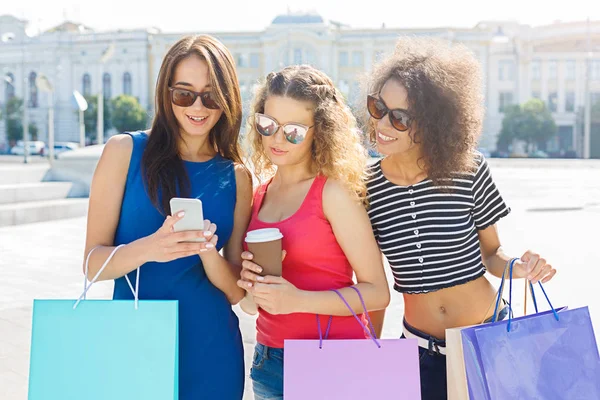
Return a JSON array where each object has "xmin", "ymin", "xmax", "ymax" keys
[{"xmin": 2, "ymin": 0, "xmax": 599, "ymax": 34}]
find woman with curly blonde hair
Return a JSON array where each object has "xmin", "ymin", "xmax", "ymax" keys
[
  {"xmin": 364, "ymin": 37, "xmax": 557, "ymax": 399},
  {"xmin": 237, "ymin": 65, "xmax": 390, "ymax": 400}
]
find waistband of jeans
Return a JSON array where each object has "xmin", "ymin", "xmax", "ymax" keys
[{"xmin": 402, "ymin": 319, "xmax": 447, "ymax": 355}]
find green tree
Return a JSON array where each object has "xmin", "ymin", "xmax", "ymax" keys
[
  {"xmin": 29, "ymin": 122, "xmax": 39, "ymax": 141},
  {"xmin": 497, "ymin": 99, "xmax": 557, "ymax": 152},
  {"xmin": 497, "ymin": 105, "xmax": 522, "ymax": 152},
  {"xmin": 111, "ymin": 95, "xmax": 148, "ymax": 133},
  {"xmin": 83, "ymin": 95, "xmax": 112, "ymax": 143},
  {"xmin": 4, "ymin": 98, "xmax": 37, "ymax": 144}
]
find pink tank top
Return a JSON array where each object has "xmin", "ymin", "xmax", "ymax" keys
[{"xmin": 244, "ymin": 175, "xmax": 366, "ymax": 348}]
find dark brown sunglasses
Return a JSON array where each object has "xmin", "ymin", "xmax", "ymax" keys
[
  {"xmin": 168, "ymin": 87, "xmax": 220, "ymax": 109},
  {"xmin": 367, "ymin": 94, "xmax": 412, "ymax": 132}
]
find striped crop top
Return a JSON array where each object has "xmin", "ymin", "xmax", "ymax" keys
[{"xmin": 366, "ymin": 153, "xmax": 510, "ymax": 294}]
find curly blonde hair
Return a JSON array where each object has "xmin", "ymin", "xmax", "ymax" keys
[
  {"xmin": 363, "ymin": 37, "xmax": 484, "ymax": 181},
  {"xmin": 248, "ymin": 65, "xmax": 368, "ymax": 202}
]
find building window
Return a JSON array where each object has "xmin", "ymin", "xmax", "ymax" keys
[
  {"xmin": 338, "ymin": 80, "xmax": 350, "ymax": 97},
  {"xmin": 235, "ymin": 53, "xmax": 246, "ymax": 68},
  {"xmin": 565, "ymin": 91, "xmax": 575, "ymax": 112},
  {"xmin": 375, "ymin": 50, "xmax": 385, "ymax": 62},
  {"xmin": 28, "ymin": 71, "xmax": 38, "ymax": 108},
  {"xmin": 548, "ymin": 92, "xmax": 558, "ymax": 112},
  {"xmin": 499, "ymin": 92, "xmax": 514, "ymax": 112},
  {"xmin": 548, "ymin": 60, "xmax": 558, "ymax": 80},
  {"xmin": 532, "ymin": 91, "xmax": 541, "ymax": 100},
  {"xmin": 339, "ymin": 52, "xmax": 348, "ymax": 67},
  {"xmin": 293, "ymin": 48, "xmax": 302, "ymax": 65},
  {"xmin": 239, "ymin": 81, "xmax": 249, "ymax": 101},
  {"xmin": 250, "ymin": 53, "xmax": 260, "ymax": 68},
  {"xmin": 123, "ymin": 72, "xmax": 132, "ymax": 96},
  {"xmin": 531, "ymin": 60, "xmax": 541, "ymax": 81},
  {"xmin": 305, "ymin": 50, "xmax": 316, "ymax": 66},
  {"xmin": 103, "ymin": 73, "xmax": 111, "ymax": 99},
  {"xmin": 565, "ymin": 60, "xmax": 576, "ymax": 81},
  {"xmin": 82, "ymin": 73, "xmax": 91, "ymax": 96},
  {"xmin": 592, "ymin": 60, "xmax": 600, "ymax": 81},
  {"xmin": 592, "ymin": 92, "xmax": 600, "ymax": 107},
  {"xmin": 4, "ymin": 72, "xmax": 15, "ymax": 101},
  {"xmin": 352, "ymin": 51, "xmax": 363, "ymax": 67},
  {"xmin": 498, "ymin": 60, "xmax": 514, "ymax": 81}
]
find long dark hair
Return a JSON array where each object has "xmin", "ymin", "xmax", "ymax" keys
[{"xmin": 143, "ymin": 35, "xmax": 243, "ymax": 214}]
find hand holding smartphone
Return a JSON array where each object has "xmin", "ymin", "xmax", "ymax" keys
[{"xmin": 169, "ymin": 197, "xmax": 206, "ymax": 243}]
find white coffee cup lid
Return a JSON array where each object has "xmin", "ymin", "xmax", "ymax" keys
[{"xmin": 245, "ymin": 228, "xmax": 283, "ymax": 243}]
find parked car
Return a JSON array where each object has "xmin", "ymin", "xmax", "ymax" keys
[
  {"xmin": 490, "ymin": 150, "xmax": 509, "ymax": 158},
  {"xmin": 10, "ymin": 141, "xmax": 46, "ymax": 156},
  {"xmin": 42, "ymin": 142, "xmax": 80, "ymax": 158},
  {"xmin": 528, "ymin": 150, "xmax": 549, "ymax": 158}
]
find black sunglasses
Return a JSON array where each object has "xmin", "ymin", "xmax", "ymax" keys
[
  {"xmin": 254, "ymin": 113, "xmax": 313, "ymax": 145},
  {"xmin": 168, "ymin": 87, "xmax": 220, "ymax": 109},
  {"xmin": 367, "ymin": 94, "xmax": 412, "ymax": 132}
]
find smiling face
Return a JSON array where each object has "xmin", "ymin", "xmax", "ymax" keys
[
  {"xmin": 260, "ymin": 95, "xmax": 315, "ymax": 168},
  {"xmin": 371, "ymin": 78, "xmax": 420, "ymax": 157},
  {"xmin": 170, "ymin": 55, "xmax": 223, "ymax": 139}
]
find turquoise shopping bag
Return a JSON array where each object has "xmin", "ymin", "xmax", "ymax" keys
[{"xmin": 28, "ymin": 245, "xmax": 179, "ymax": 400}]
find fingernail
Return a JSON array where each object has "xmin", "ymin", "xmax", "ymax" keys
[
  {"xmin": 204, "ymin": 231, "xmax": 212, "ymax": 236},
  {"xmin": 205, "ymin": 243, "xmax": 215, "ymax": 249},
  {"xmin": 247, "ymin": 283, "xmax": 253, "ymax": 288},
  {"xmin": 177, "ymin": 211, "xmax": 185, "ymax": 218},
  {"xmin": 257, "ymin": 276, "xmax": 264, "ymax": 281},
  {"xmin": 257, "ymin": 268, "xmax": 262, "ymax": 273}
]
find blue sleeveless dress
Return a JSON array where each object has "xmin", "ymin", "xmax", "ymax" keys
[{"xmin": 112, "ymin": 131, "xmax": 244, "ymax": 399}]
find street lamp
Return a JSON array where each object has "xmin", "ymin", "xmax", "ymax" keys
[
  {"xmin": 36, "ymin": 74, "xmax": 54, "ymax": 165},
  {"xmin": 583, "ymin": 18, "xmax": 592, "ymax": 160},
  {"xmin": 97, "ymin": 43, "xmax": 115, "ymax": 145},
  {"xmin": 1, "ymin": 31, "xmax": 29, "ymax": 163},
  {"xmin": 73, "ymin": 90, "xmax": 88, "ymax": 147},
  {"xmin": 2, "ymin": 74, "xmax": 13, "ymax": 145}
]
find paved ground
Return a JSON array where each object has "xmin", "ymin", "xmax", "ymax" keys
[{"xmin": 1, "ymin": 158, "xmax": 599, "ymax": 399}]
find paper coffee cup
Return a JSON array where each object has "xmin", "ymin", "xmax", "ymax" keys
[{"xmin": 245, "ymin": 228, "xmax": 284, "ymax": 276}]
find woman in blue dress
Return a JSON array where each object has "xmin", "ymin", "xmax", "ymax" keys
[{"xmin": 83, "ymin": 35, "xmax": 251, "ymax": 399}]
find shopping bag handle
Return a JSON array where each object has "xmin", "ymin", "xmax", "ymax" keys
[
  {"xmin": 507, "ymin": 257, "xmax": 559, "ymax": 331},
  {"xmin": 316, "ymin": 286, "xmax": 381, "ymax": 349},
  {"xmin": 73, "ymin": 245, "xmax": 140, "ymax": 310},
  {"xmin": 487, "ymin": 259, "xmax": 511, "ymax": 323}
]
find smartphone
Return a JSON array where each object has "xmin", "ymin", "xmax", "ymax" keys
[{"xmin": 169, "ymin": 197, "xmax": 206, "ymax": 242}]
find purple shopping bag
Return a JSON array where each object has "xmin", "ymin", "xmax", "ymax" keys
[
  {"xmin": 462, "ymin": 259, "xmax": 600, "ymax": 400},
  {"xmin": 284, "ymin": 287, "xmax": 421, "ymax": 400}
]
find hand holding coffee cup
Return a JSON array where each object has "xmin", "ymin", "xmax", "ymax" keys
[
  {"xmin": 238, "ymin": 228, "xmax": 286, "ymax": 291},
  {"xmin": 239, "ymin": 249, "xmax": 287, "ymax": 289}
]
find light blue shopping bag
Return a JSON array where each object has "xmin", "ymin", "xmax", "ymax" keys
[{"xmin": 28, "ymin": 245, "xmax": 179, "ymax": 400}]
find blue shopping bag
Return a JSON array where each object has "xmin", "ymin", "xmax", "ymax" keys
[
  {"xmin": 28, "ymin": 245, "xmax": 179, "ymax": 400},
  {"xmin": 461, "ymin": 259, "xmax": 600, "ymax": 400}
]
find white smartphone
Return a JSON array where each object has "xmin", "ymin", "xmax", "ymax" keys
[{"xmin": 169, "ymin": 197, "xmax": 206, "ymax": 242}]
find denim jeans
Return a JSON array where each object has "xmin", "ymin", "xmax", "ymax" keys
[
  {"xmin": 402, "ymin": 304, "xmax": 510, "ymax": 400},
  {"xmin": 250, "ymin": 343, "xmax": 284, "ymax": 400}
]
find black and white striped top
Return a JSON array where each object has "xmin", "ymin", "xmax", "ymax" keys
[{"xmin": 366, "ymin": 153, "xmax": 510, "ymax": 294}]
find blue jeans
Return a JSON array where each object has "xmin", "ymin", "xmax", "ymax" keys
[
  {"xmin": 402, "ymin": 304, "xmax": 510, "ymax": 400},
  {"xmin": 250, "ymin": 343, "xmax": 284, "ymax": 400}
]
